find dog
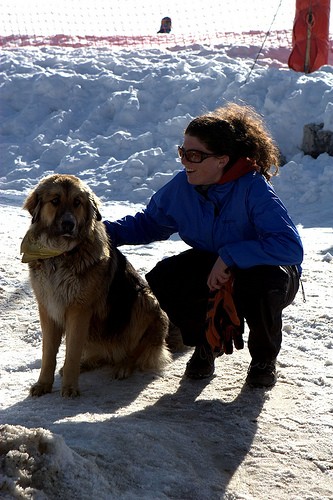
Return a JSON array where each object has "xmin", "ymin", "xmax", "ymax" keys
[{"xmin": 21, "ymin": 174, "xmax": 171, "ymax": 398}]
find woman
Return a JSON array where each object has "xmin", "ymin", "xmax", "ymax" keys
[{"xmin": 104, "ymin": 103, "xmax": 303, "ymax": 388}]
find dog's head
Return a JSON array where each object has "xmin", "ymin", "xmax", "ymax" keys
[{"xmin": 23, "ymin": 174, "xmax": 102, "ymax": 246}]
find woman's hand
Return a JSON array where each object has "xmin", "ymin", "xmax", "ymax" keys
[{"xmin": 207, "ymin": 257, "xmax": 230, "ymax": 291}]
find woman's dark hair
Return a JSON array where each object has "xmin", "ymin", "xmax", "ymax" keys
[{"xmin": 185, "ymin": 103, "xmax": 280, "ymax": 181}]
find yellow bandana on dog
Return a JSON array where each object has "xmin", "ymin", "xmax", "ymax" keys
[{"xmin": 20, "ymin": 231, "xmax": 65, "ymax": 263}]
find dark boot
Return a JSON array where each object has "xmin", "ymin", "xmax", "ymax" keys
[
  {"xmin": 246, "ymin": 360, "xmax": 277, "ymax": 388},
  {"xmin": 185, "ymin": 342, "xmax": 215, "ymax": 379}
]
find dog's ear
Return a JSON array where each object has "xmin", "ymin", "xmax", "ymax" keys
[
  {"xmin": 88, "ymin": 192, "xmax": 102, "ymax": 221},
  {"xmin": 95, "ymin": 207, "xmax": 102, "ymax": 221},
  {"xmin": 23, "ymin": 189, "xmax": 42, "ymax": 224}
]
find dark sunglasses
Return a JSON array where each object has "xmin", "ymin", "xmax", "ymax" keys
[{"xmin": 178, "ymin": 145, "xmax": 218, "ymax": 164}]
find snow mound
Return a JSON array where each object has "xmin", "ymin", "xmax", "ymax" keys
[{"xmin": 0, "ymin": 424, "xmax": 111, "ymax": 499}]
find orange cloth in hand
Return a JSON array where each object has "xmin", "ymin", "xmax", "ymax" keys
[{"xmin": 205, "ymin": 279, "xmax": 244, "ymax": 355}]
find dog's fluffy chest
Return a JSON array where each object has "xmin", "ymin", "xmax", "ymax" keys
[{"xmin": 29, "ymin": 256, "xmax": 109, "ymax": 325}]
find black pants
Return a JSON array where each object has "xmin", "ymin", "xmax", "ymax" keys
[{"xmin": 146, "ymin": 249, "xmax": 300, "ymax": 363}]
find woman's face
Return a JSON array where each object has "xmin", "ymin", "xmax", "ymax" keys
[{"xmin": 180, "ymin": 135, "xmax": 229, "ymax": 186}]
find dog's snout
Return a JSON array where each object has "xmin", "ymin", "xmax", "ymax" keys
[
  {"xmin": 60, "ymin": 213, "xmax": 76, "ymax": 234},
  {"xmin": 62, "ymin": 220, "xmax": 75, "ymax": 233}
]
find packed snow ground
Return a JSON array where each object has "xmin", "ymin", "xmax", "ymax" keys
[{"xmin": 1, "ymin": 35, "xmax": 333, "ymax": 500}]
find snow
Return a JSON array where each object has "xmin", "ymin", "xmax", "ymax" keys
[{"xmin": 1, "ymin": 31, "xmax": 333, "ymax": 500}]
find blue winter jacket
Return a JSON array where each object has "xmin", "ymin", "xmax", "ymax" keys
[{"xmin": 104, "ymin": 170, "xmax": 303, "ymax": 272}]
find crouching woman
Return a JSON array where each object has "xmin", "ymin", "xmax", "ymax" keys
[{"xmin": 104, "ymin": 103, "xmax": 303, "ymax": 388}]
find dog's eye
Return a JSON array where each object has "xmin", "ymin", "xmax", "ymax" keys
[
  {"xmin": 73, "ymin": 198, "xmax": 81, "ymax": 208},
  {"xmin": 50, "ymin": 197, "xmax": 60, "ymax": 206}
]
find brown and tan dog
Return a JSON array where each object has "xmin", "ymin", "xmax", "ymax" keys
[{"xmin": 21, "ymin": 174, "xmax": 171, "ymax": 398}]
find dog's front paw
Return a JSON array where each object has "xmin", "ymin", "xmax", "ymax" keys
[
  {"xmin": 61, "ymin": 385, "xmax": 81, "ymax": 398},
  {"xmin": 30, "ymin": 382, "xmax": 53, "ymax": 397}
]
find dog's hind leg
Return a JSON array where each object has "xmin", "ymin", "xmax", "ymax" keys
[
  {"xmin": 30, "ymin": 304, "xmax": 63, "ymax": 397},
  {"xmin": 130, "ymin": 308, "xmax": 172, "ymax": 374},
  {"xmin": 136, "ymin": 328, "xmax": 172, "ymax": 373}
]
